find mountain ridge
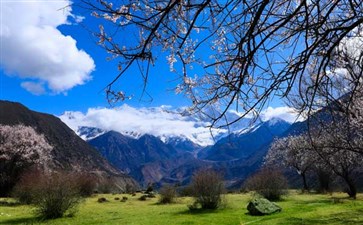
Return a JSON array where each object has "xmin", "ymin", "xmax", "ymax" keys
[{"xmin": 0, "ymin": 100, "xmax": 138, "ymax": 190}]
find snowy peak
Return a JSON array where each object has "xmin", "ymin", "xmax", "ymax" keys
[
  {"xmin": 60, "ymin": 107, "xmax": 293, "ymax": 146},
  {"xmin": 265, "ymin": 117, "xmax": 291, "ymax": 126},
  {"xmin": 77, "ymin": 126, "xmax": 106, "ymax": 140}
]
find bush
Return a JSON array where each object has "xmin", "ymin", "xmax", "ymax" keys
[
  {"xmin": 31, "ymin": 172, "xmax": 82, "ymax": 219},
  {"xmin": 97, "ymin": 197, "xmax": 107, "ymax": 203},
  {"xmin": 159, "ymin": 185, "xmax": 177, "ymax": 204},
  {"xmin": 189, "ymin": 169, "xmax": 225, "ymax": 210},
  {"xmin": 146, "ymin": 192, "xmax": 156, "ymax": 198},
  {"xmin": 125, "ymin": 183, "xmax": 137, "ymax": 194},
  {"xmin": 14, "ymin": 172, "xmax": 82, "ymax": 219},
  {"xmin": 12, "ymin": 169, "xmax": 41, "ymax": 204},
  {"xmin": 244, "ymin": 167, "xmax": 288, "ymax": 201},
  {"xmin": 96, "ymin": 178, "xmax": 116, "ymax": 194},
  {"xmin": 139, "ymin": 195, "xmax": 147, "ymax": 201},
  {"xmin": 73, "ymin": 173, "xmax": 96, "ymax": 197},
  {"xmin": 145, "ymin": 183, "xmax": 154, "ymax": 194}
]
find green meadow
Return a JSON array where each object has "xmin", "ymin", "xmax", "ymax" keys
[{"xmin": 1, "ymin": 191, "xmax": 363, "ymax": 225}]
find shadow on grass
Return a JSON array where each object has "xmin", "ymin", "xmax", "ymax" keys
[
  {"xmin": 282, "ymin": 210, "xmax": 363, "ymax": 225},
  {"xmin": 296, "ymin": 196, "xmax": 353, "ymax": 205},
  {"xmin": 0, "ymin": 216, "xmax": 42, "ymax": 225},
  {"xmin": 177, "ymin": 208, "xmax": 222, "ymax": 215},
  {"xmin": 0, "ymin": 201, "xmax": 21, "ymax": 207}
]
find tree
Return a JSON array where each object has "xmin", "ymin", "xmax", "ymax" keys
[
  {"xmin": 312, "ymin": 122, "xmax": 363, "ymax": 198},
  {"xmin": 265, "ymin": 135, "xmax": 315, "ymax": 191},
  {"xmin": 0, "ymin": 124, "xmax": 52, "ymax": 196},
  {"xmin": 268, "ymin": 127, "xmax": 362, "ymax": 198},
  {"xmin": 79, "ymin": 0, "xmax": 363, "ymax": 126}
]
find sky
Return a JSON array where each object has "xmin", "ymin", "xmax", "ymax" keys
[
  {"xmin": 0, "ymin": 0, "xmax": 192, "ymax": 114},
  {"xmin": 0, "ymin": 0, "xmax": 300, "ymax": 141}
]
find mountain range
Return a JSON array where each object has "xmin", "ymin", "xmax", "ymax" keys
[{"xmin": 84, "ymin": 117, "xmax": 292, "ymax": 188}]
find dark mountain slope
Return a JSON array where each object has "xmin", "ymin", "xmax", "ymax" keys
[
  {"xmin": 89, "ymin": 131, "xmax": 177, "ymax": 173},
  {"xmin": 0, "ymin": 100, "xmax": 138, "ymax": 189}
]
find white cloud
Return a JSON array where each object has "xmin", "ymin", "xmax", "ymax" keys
[
  {"xmin": 260, "ymin": 106, "xmax": 302, "ymax": 123},
  {"xmin": 0, "ymin": 0, "xmax": 95, "ymax": 94},
  {"xmin": 20, "ymin": 81, "xmax": 45, "ymax": 95},
  {"xmin": 59, "ymin": 104, "xmax": 301, "ymax": 146},
  {"xmin": 60, "ymin": 104, "xmax": 224, "ymax": 146}
]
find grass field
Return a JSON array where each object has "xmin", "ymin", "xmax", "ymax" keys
[{"xmin": 1, "ymin": 191, "xmax": 363, "ymax": 225}]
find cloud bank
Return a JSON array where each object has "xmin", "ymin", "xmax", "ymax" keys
[
  {"xmin": 0, "ymin": 0, "xmax": 95, "ymax": 94},
  {"xmin": 59, "ymin": 104, "xmax": 300, "ymax": 146}
]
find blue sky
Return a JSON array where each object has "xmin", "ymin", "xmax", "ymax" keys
[{"xmin": 0, "ymin": 0, "xmax": 193, "ymax": 115}]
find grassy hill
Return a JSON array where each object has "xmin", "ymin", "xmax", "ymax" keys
[{"xmin": 1, "ymin": 191, "xmax": 363, "ymax": 225}]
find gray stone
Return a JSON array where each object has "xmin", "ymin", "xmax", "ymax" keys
[{"xmin": 247, "ymin": 197, "xmax": 282, "ymax": 215}]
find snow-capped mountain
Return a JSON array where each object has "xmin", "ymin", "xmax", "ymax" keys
[
  {"xmin": 198, "ymin": 118, "xmax": 291, "ymax": 161},
  {"xmin": 59, "ymin": 106, "xmax": 294, "ymax": 147}
]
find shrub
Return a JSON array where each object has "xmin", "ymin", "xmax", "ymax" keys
[
  {"xmin": 145, "ymin": 184, "xmax": 154, "ymax": 194},
  {"xmin": 146, "ymin": 192, "xmax": 156, "ymax": 198},
  {"xmin": 178, "ymin": 185, "xmax": 193, "ymax": 197},
  {"xmin": 125, "ymin": 183, "xmax": 137, "ymax": 194},
  {"xmin": 12, "ymin": 168, "xmax": 41, "ymax": 204},
  {"xmin": 159, "ymin": 185, "xmax": 177, "ymax": 204},
  {"xmin": 96, "ymin": 179, "xmax": 115, "ymax": 194},
  {"xmin": 97, "ymin": 197, "xmax": 107, "ymax": 203},
  {"xmin": 244, "ymin": 167, "xmax": 288, "ymax": 201},
  {"xmin": 189, "ymin": 169, "xmax": 225, "ymax": 210},
  {"xmin": 13, "ymin": 170, "xmax": 95, "ymax": 205},
  {"xmin": 31, "ymin": 172, "xmax": 82, "ymax": 219},
  {"xmin": 73, "ymin": 173, "xmax": 96, "ymax": 197},
  {"xmin": 139, "ymin": 195, "xmax": 147, "ymax": 201}
]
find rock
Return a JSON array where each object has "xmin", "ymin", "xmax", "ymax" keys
[{"xmin": 247, "ymin": 197, "xmax": 282, "ymax": 215}]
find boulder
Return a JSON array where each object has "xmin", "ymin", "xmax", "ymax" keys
[{"xmin": 247, "ymin": 197, "xmax": 282, "ymax": 215}]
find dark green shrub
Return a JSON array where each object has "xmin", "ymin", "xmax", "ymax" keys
[
  {"xmin": 97, "ymin": 197, "xmax": 107, "ymax": 203},
  {"xmin": 189, "ymin": 169, "xmax": 225, "ymax": 210},
  {"xmin": 244, "ymin": 167, "xmax": 288, "ymax": 201},
  {"xmin": 139, "ymin": 195, "xmax": 147, "ymax": 201},
  {"xmin": 159, "ymin": 185, "xmax": 177, "ymax": 204},
  {"xmin": 146, "ymin": 192, "xmax": 156, "ymax": 198},
  {"xmin": 145, "ymin": 184, "xmax": 154, "ymax": 194}
]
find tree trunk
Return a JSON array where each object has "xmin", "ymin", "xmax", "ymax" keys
[
  {"xmin": 301, "ymin": 173, "xmax": 309, "ymax": 192},
  {"xmin": 316, "ymin": 169, "xmax": 331, "ymax": 193},
  {"xmin": 343, "ymin": 176, "xmax": 357, "ymax": 199}
]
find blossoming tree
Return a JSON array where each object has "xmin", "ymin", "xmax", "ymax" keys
[{"xmin": 0, "ymin": 124, "xmax": 52, "ymax": 196}]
